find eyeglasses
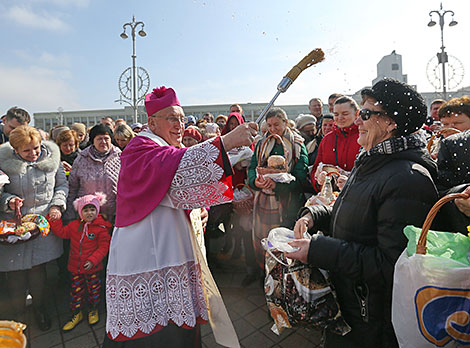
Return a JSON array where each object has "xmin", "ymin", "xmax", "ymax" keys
[
  {"xmin": 157, "ymin": 115, "xmax": 188, "ymax": 124},
  {"xmin": 359, "ymin": 108, "xmax": 386, "ymax": 121}
]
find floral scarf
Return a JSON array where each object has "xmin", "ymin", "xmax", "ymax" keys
[{"xmin": 257, "ymin": 127, "xmax": 304, "ymax": 171}]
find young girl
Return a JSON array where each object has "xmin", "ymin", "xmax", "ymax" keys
[{"xmin": 48, "ymin": 192, "xmax": 112, "ymax": 331}]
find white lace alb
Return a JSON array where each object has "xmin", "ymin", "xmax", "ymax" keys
[
  {"xmin": 106, "ymin": 261, "xmax": 208, "ymax": 339},
  {"xmin": 169, "ymin": 139, "xmax": 231, "ymax": 209}
]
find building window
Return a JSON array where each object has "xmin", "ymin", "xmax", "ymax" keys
[{"xmin": 392, "ymin": 63, "xmax": 399, "ymax": 71}]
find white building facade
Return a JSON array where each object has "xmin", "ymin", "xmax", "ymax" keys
[{"xmin": 33, "ymin": 103, "xmax": 312, "ymax": 131}]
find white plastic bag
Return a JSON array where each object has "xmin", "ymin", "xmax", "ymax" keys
[{"xmin": 392, "ymin": 250, "xmax": 470, "ymax": 348}]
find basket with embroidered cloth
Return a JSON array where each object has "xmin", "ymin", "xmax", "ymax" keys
[{"xmin": 256, "ymin": 134, "xmax": 296, "ymax": 186}]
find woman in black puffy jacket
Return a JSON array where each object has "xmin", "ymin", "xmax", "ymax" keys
[{"xmin": 287, "ymin": 78, "xmax": 439, "ymax": 348}]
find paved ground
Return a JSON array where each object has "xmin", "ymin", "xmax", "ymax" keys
[{"xmin": 1, "ymin": 256, "xmax": 323, "ymax": 348}]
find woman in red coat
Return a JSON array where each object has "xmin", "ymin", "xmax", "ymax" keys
[
  {"xmin": 311, "ymin": 96, "xmax": 361, "ymax": 192},
  {"xmin": 49, "ymin": 192, "xmax": 112, "ymax": 332}
]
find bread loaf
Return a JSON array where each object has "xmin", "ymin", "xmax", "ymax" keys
[{"xmin": 267, "ymin": 155, "xmax": 286, "ymax": 169}]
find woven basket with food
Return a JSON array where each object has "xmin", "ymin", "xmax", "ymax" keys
[
  {"xmin": 232, "ymin": 183, "xmax": 254, "ymax": 216},
  {"xmin": 256, "ymin": 134, "xmax": 295, "ymax": 184},
  {"xmin": 0, "ymin": 201, "xmax": 50, "ymax": 245}
]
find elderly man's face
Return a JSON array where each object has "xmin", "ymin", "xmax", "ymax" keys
[
  {"xmin": 309, "ymin": 101, "xmax": 322, "ymax": 117},
  {"xmin": 148, "ymin": 106, "xmax": 185, "ymax": 147}
]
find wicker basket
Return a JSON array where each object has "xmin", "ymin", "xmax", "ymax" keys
[
  {"xmin": 416, "ymin": 192, "xmax": 470, "ymax": 255},
  {"xmin": 256, "ymin": 134, "xmax": 288, "ymax": 175},
  {"xmin": 233, "ymin": 184, "xmax": 254, "ymax": 216},
  {"xmin": 426, "ymin": 127, "xmax": 460, "ymax": 159},
  {"xmin": 0, "ymin": 320, "xmax": 27, "ymax": 348}
]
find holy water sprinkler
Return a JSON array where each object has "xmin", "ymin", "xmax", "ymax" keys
[{"xmin": 255, "ymin": 48, "xmax": 325, "ymax": 124}]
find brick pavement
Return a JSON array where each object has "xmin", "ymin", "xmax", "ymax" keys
[{"xmin": 1, "ymin": 258, "xmax": 323, "ymax": 348}]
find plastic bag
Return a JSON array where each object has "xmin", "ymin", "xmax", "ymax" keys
[
  {"xmin": 404, "ymin": 225, "xmax": 470, "ymax": 266},
  {"xmin": 262, "ymin": 228, "xmax": 351, "ymax": 336},
  {"xmin": 392, "ymin": 249, "xmax": 470, "ymax": 348}
]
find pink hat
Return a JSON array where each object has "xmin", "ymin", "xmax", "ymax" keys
[
  {"xmin": 73, "ymin": 192, "xmax": 107, "ymax": 220},
  {"xmin": 145, "ymin": 86, "xmax": 180, "ymax": 117}
]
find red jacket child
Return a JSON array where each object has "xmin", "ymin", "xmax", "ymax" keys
[{"xmin": 49, "ymin": 193, "xmax": 112, "ymax": 274}]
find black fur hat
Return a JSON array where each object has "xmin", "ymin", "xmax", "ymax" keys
[{"xmin": 361, "ymin": 78, "xmax": 427, "ymax": 136}]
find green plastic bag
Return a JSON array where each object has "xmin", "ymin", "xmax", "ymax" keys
[{"xmin": 404, "ymin": 225, "xmax": 470, "ymax": 266}]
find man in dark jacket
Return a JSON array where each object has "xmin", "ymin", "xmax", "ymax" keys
[
  {"xmin": 287, "ymin": 78, "xmax": 438, "ymax": 348},
  {"xmin": 0, "ymin": 107, "xmax": 30, "ymax": 144}
]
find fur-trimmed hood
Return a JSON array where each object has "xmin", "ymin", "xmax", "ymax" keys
[{"xmin": 0, "ymin": 140, "xmax": 61, "ymax": 175}]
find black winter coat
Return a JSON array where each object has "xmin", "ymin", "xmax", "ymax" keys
[
  {"xmin": 436, "ymin": 130, "xmax": 470, "ymax": 191},
  {"xmin": 301, "ymin": 147, "xmax": 438, "ymax": 348}
]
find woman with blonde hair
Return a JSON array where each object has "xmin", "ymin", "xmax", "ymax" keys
[
  {"xmin": 113, "ymin": 124, "xmax": 135, "ymax": 150},
  {"xmin": 71, "ymin": 122, "xmax": 88, "ymax": 150},
  {"xmin": 0, "ymin": 125, "xmax": 68, "ymax": 331}
]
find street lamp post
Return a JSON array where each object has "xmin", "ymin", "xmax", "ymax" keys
[
  {"xmin": 120, "ymin": 16, "xmax": 146, "ymax": 123},
  {"xmin": 427, "ymin": 3, "xmax": 458, "ymax": 100},
  {"xmin": 57, "ymin": 107, "xmax": 64, "ymax": 125}
]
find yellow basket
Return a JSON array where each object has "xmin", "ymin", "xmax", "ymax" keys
[{"xmin": 0, "ymin": 321, "xmax": 27, "ymax": 348}]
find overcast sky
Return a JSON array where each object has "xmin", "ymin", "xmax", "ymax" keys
[{"xmin": 1, "ymin": 0, "xmax": 469, "ymax": 115}]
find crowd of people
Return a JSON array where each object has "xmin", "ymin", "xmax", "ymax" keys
[{"xmin": 0, "ymin": 78, "xmax": 469, "ymax": 347}]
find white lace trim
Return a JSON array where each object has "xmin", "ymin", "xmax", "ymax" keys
[
  {"xmin": 169, "ymin": 138, "xmax": 231, "ymax": 209},
  {"xmin": 106, "ymin": 261, "xmax": 208, "ymax": 339}
]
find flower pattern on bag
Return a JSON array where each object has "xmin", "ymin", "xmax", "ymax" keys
[
  {"xmin": 169, "ymin": 139, "xmax": 230, "ymax": 209},
  {"xmin": 106, "ymin": 261, "xmax": 208, "ymax": 339}
]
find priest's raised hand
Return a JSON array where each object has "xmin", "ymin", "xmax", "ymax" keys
[{"xmin": 221, "ymin": 122, "xmax": 258, "ymax": 150}]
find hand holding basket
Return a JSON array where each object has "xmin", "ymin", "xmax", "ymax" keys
[{"xmin": 0, "ymin": 199, "xmax": 50, "ymax": 245}]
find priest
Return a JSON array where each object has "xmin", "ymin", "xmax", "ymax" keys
[{"xmin": 103, "ymin": 86, "xmax": 257, "ymax": 348}]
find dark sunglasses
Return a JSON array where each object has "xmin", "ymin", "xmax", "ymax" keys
[{"xmin": 359, "ymin": 108, "xmax": 386, "ymax": 121}]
